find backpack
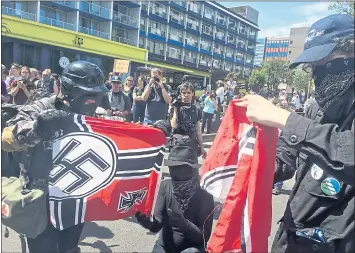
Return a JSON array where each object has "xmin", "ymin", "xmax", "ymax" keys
[
  {"xmin": 1, "ymin": 177, "xmax": 48, "ymax": 239},
  {"xmin": 1, "ymin": 103, "xmax": 48, "ymax": 239}
]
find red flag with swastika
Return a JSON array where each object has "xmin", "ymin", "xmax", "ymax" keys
[
  {"xmin": 200, "ymin": 103, "xmax": 278, "ymax": 253},
  {"xmin": 48, "ymin": 115, "xmax": 166, "ymax": 230}
]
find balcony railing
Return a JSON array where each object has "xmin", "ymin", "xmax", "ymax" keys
[
  {"xmin": 188, "ymin": 4, "xmax": 200, "ymax": 14},
  {"xmin": 55, "ymin": 1, "xmax": 76, "ymax": 8},
  {"xmin": 113, "ymin": 12, "xmax": 138, "ymax": 28},
  {"xmin": 148, "ymin": 28, "xmax": 166, "ymax": 37},
  {"xmin": 149, "ymin": 8, "xmax": 167, "ymax": 19},
  {"xmin": 78, "ymin": 26, "xmax": 108, "ymax": 39},
  {"xmin": 40, "ymin": 16, "xmax": 76, "ymax": 31},
  {"xmin": 112, "ymin": 35, "xmax": 136, "ymax": 46},
  {"xmin": 171, "ymin": 1, "xmax": 186, "ymax": 8},
  {"xmin": 185, "ymin": 56, "xmax": 196, "ymax": 63},
  {"xmin": 2, "ymin": 6, "xmax": 36, "ymax": 21},
  {"xmin": 170, "ymin": 15, "xmax": 184, "ymax": 25},
  {"xmin": 79, "ymin": 1, "xmax": 109, "ymax": 19}
]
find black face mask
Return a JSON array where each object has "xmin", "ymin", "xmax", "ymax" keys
[{"xmin": 313, "ymin": 58, "xmax": 354, "ymax": 112}]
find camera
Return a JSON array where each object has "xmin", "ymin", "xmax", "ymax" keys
[
  {"xmin": 172, "ymin": 97, "xmax": 191, "ymax": 107},
  {"xmin": 153, "ymin": 76, "xmax": 160, "ymax": 83}
]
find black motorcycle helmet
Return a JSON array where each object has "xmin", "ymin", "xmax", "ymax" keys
[{"xmin": 60, "ymin": 61, "xmax": 109, "ymax": 116}]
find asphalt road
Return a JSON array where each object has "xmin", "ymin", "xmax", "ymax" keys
[{"xmin": 2, "ymin": 141, "xmax": 295, "ymax": 253}]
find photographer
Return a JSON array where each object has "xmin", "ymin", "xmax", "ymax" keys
[
  {"xmin": 170, "ymin": 82, "xmax": 207, "ymax": 159},
  {"xmin": 142, "ymin": 68, "xmax": 172, "ymax": 125},
  {"xmin": 133, "ymin": 76, "xmax": 147, "ymax": 123},
  {"xmin": 9, "ymin": 66, "xmax": 33, "ymax": 105}
]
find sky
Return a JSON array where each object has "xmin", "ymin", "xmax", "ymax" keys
[{"xmin": 221, "ymin": 2, "xmax": 338, "ymax": 38}]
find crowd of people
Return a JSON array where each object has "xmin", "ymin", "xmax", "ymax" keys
[{"xmin": 1, "ymin": 13, "xmax": 354, "ymax": 253}]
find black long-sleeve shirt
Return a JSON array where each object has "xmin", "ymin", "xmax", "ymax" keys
[
  {"xmin": 138, "ymin": 179, "xmax": 214, "ymax": 253},
  {"xmin": 273, "ymin": 102, "xmax": 354, "ymax": 253}
]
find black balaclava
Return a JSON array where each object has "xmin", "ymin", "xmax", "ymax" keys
[
  {"xmin": 169, "ymin": 165, "xmax": 199, "ymax": 213},
  {"xmin": 313, "ymin": 58, "xmax": 355, "ymax": 124}
]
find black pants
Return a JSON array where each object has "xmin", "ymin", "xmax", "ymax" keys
[
  {"xmin": 27, "ymin": 222, "xmax": 84, "ymax": 253},
  {"xmin": 152, "ymin": 241, "xmax": 206, "ymax": 253},
  {"xmin": 201, "ymin": 112, "xmax": 214, "ymax": 134},
  {"xmin": 133, "ymin": 104, "xmax": 145, "ymax": 123}
]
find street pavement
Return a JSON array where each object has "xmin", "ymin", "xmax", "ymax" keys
[{"xmin": 1, "ymin": 140, "xmax": 295, "ymax": 253}]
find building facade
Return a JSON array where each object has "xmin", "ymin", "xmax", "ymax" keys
[
  {"xmin": 1, "ymin": 1, "xmax": 259, "ymax": 89},
  {"xmin": 264, "ymin": 37, "xmax": 289, "ymax": 62},
  {"xmin": 229, "ymin": 5, "xmax": 259, "ymax": 25},
  {"xmin": 254, "ymin": 37, "xmax": 265, "ymax": 66},
  {"xmin": 287, "ymin": 27, "xmax": 309, "ymax": 64}
]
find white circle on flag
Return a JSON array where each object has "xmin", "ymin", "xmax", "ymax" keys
[
  {"xmin": 310, "ymin": 164, "xmax": 323, "ymax": 180},
  {"xmin": 59, "ymin": 57, "xmax": 70, "ymax": 68}
]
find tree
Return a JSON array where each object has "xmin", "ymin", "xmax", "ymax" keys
[
  {"xmin": 263, "ymin": 59, "xmax": 294, "ymax": 92},
  {"xmin": 293, "ymin": 69, "xmax": 312, "ymax": 92},
  {"xmin": 249, "ymin": 68, "xmax": 267, "ymax": 93},
  {"xmin": 329, "ymin": 0, "xmax": 354, "ymax": 16}
]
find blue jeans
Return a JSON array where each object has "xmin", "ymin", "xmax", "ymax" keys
[{"xmin": 133, "ymin": 104, "xmax": 145, "ymax": 123}]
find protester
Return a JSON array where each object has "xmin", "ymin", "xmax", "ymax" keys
[
  {"xmin": 133, "ymin": 76, "xmax": 147, "ymax": 123},
  {"xmin": 235, "ymin": 14, "xmax": 354, "ymax": 253},
  {"xmin": 291, "ymin": 91, "xmax": 301, "ymax": 109},
  {"xmin": 2, "ymin": 68, "xmax": 11, "ymax": 104},
  {"xmin": 135, "ymin": 144, "xmax": 214, "ymax": 253},
  {"xmin": 6, "ymin": 63, "xmax": 21, "ymax": 86},
  {"xmin": 9, "ymin": 66, "xmax": 33, "ymax": 105},
  {"xmin": 170, "ymin": 82, "xmax": 207, "ymax": 158},
  {"xmin": 107, "ymin": 75, "xmax": 131, "ymax": 120},
  {"xmin": 259, "ymin": 83, "xmax": 269, "ymax": 99},
  {"xmin": 215, "ymin": 80, "xmax": 225, "ymax": 112},
  {"xmin": 201, "ymin": 91, "xmax": 217, "ymax": 134},
  {"xmin": 123, "ymin": 76, "xmax": 134, "ymax": 122},
  {"xmin": 29, "ymin": 68, "xmax": 39, "ymax": 84},
  {"xmin": 1, "ymin": 61, "xmax": 109, "ymax": 253},
  {"xmin": 142, "ymin": 68, "xmax": 172, "ymax": 125}
]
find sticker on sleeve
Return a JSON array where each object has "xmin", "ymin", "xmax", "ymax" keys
[
  {"xmin": 310, "ymin": 164, "xmax": 323, "ymax": 180},
  {"xmin": 321, "ymin": 177, "xmax": 340, "ymax": 196}
]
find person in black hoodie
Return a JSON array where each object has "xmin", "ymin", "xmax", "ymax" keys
[{"xmin": 135, "ymin": 143, "xmax": 214, "ymax": 253}]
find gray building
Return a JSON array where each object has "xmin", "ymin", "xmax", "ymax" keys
[
  {"xmin": 287, "ymin": 27, "xmax": 309, "ymax": 64},
  {"xmin": 229, "ymin": 5, "xmax": 259, "ymax": 25}
]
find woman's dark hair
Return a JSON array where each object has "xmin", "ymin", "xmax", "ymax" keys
[
  {"xmin": 179, "ymin": 82, "xmax": 195, "ymax": 93},
  {"xmin": 21, "ymin": 66, "xmax": 30, "ymax": 74}
]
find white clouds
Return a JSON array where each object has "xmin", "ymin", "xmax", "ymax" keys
[{"xmin": 258, "ymin": 2, "xmax": 336, "ymax": 38}]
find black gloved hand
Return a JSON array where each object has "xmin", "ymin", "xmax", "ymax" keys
[
  {"xmin": 135, "ymin": 211, "xmax": 152, "ymax": 229},
  {"xmin": 167, "ymin": 208, "xmax": 190, "ymax": 232},
  {"xmin": 35, "ymin": 109, "xmax": 70, "ymax": 141}
]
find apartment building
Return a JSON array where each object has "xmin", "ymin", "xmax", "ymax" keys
[
  {"xmin": 264, "ymin": 37, "xmax": 289, "ymax": 62},
  {"xmin": 1, "ymin": 1, "xmax": 259, "ymax": 88},
  {"xmin": 254, "ymin": 37, "xmax": 265, "ymax": 66}
]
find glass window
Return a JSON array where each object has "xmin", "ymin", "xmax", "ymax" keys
[
  {"xmin": 113, "ymin": 2, "xmax": 131, "ymax": 16},
  {"xmin": 185, "ymin": 50, "xmax": 197, "ymax": 63},
  {"xmin": 148, "ymin": 21, "xmax": 166, "ymax": 37},
  {"xmin": 200, "ymin": 39, "xmax": 212, "ymax": 51},
  {"xmin": 41, "ymin": 6, "xmax": 67, "ymax": 22},
  {"xmin": 214, "ymin": 43, "xmax": 224, "ymax": 55},
  {"xmin": 185, "ymin": 33, "xmax": 198, "ymax": 47},
  {"xmin": 202, "ymin": 23, "xmax": 212, "ymax": 36},
  {"xmin": 216, "ymin": 12, "xmax": 225, "ymax": 25},
  {"xmin": 188, "ymin": 1, "xmax": 201, "ymax": 14},
  {"xmin": 170, "ymin": 9, "xmax": 184, "ymax": 25},
  {"xmin": 186, "ymin": 15, "xmax": 199, "ymax": 30},
  {"xmin": 204, "ymin": 5, "xmax": 214, "ymax": 19},
  {"xmin": 140, "ymin": 18, "xmax": 146, "ymax": 30},
  {"xmin": 226, "ymin": 47, "xmax": 234, "ymax": 58},
  {"xmin": 150, "ymin": 2, "xmax": 167, "ymax": 19},
  {"xmin": 167, "ymin": 46, "xmax": 182, "ymax": 59},
  {"xmin": 147, "ymin": 40, "xmax": 165, "ymax": 55},
  {"xmin": 200, "ymin": 54, "xmax": 211, "ymax": 65},
  {"xmin": 227, "ymin": 33, "xmax": 235, "ymax": 44},
  {"xmin": 169, "ymin": 27, "xmax": 183, "ymax": 42},
  {"xmin": 228, "ymin": 19, "xmax": 237, "ymax": 30},
  {"xmin": 216, "ymin": 28, "xmax": 225, "ymax": 40},
  {"xmin": 139, "ymin": 37, "xmax": 145, "ymax": 48},
  {"xmin": 112, "ymin": 27, "xmax": 128, "ymax": 38}
]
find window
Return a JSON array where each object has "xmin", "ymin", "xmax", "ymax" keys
[
  {"xmin": 225, "ymin": 62, "xmax": 233, "ymax": 71},
  {"xmin": 214, "ymin": 44, "xmax": 224, "ymax": 55},
  {"xmin": 150, "ymin": 2, "xmax": 167, "ymax": 19},
  {"xmin": 187, "ymin": 16, "xmax": 199, "ymax": 30},
  {"xmin": 112, "ymin": 27, "xmax": 128, "ymax": 38},
  {"xmin": 140, "ymin": 18, "xmax": 146, "ymax": 30},
  {"xmin": 202, "ymin": 23, "xmax": 212, "ymax": 36},
  {"xmin": 216, "ymin": 28, "xmax": 225, "ymax": 40},
  {"xmin": 147, "ymin": 40, "xmax": 165, "ymax": 55},
  {"xmin": 141, "ymin": 2, "xmax": 148, "ymax": 11},
  {"xmin": 188, "ymin": 2, "xmax": 201, "ymax": 14},
  {"xmin": 200, "ymin": 39, "xmax": 212, "ymax": 51},
  {"xmin": 185, "ymin": 50, "xmax": 197, "ymax": 63},
  {"xmin": 170, "ymin": 9, "xmax": 184, "ymax": 25},
  {"xmin": 227, "ymin": 34, "xmax": 236, "ymax": 44},
  {"xmin": 200, "ymin": 55, "xmax": 211, "ymax": 65},
  {"xmin": 148, "ymin": 21, "xmax": 166, "ymax": 37},
  {"xmin": 167, "ymin": 46, "xmax": 182, "ymax": 59},
  {"xmin": 80, "ymin": 17, "xmax": 99, "ymax": 31},
  {"xmin": 204, "ymin": 5, "xmax": 214, "ymax": 20},
  {"xmin": 239, "ymin": 24, "xmax": 246, "ymax": 34},
  {"xmin": 139, "ymin": 37, "xmax": 145, "ymax": 48},
  {"xmin": 40, "ymin": 6, "xmax": 67, "ymax": 21},
  {"xmin": 113, "ymin": 2, "xmax": 131, "ymax": 16},
  {"xmin": 228, "ymin": 19, "xmax": 237, "ymax": 30},
  {"xmin": 216, "ymin": 13, "xmax": 225, "ymax": 25},
  {"xmin": 185, "ymin": 33, "xmax": 198, "ymax": 47},
  {"xmin": 169, "ymin": 27, "xmax": 183, "ymax": 42},
  {"xmin": 2, "ymin": 1, "xmax": 29, "ymax": 12},
  {"xmin": 226, "ymin": 48, "xmax": 234, "ymax": 58}
]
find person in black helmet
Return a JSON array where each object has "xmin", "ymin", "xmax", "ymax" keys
[{"xmin": 1, "ymin": 61, "xmax": 109, "ymax": 253}]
